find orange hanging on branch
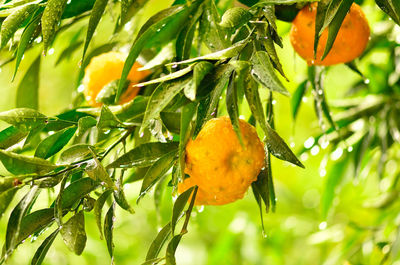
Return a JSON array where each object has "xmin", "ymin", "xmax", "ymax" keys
[
  {"xmin": 82, "ymin": 51, "xmax": 151, "ymax": 107},
  {"xmin": 178, "ymin": 117, "xmax": 265, "ymax": 206},
  {"xmin": 290, "ymin": 3, "xmax": 370, "ymax": 66}
]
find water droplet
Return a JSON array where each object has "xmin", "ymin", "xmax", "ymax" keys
[
  {"xmin": 198, "ymin": 205, "xmax": 204, "ymax": 212},
  {"xmin": 48, "ymin": 48, "xmax": 55, "ymax": 55},
  {"xmin": 77, "ymin": 84, "xmax": 85, "ymax": 92},
  {"xmin": 304, "ymin": 137, "xmax": 315, "ymax": 149},
  {"xmin": 310, "ymin": 145, "xmax": 320, "ymax": 156},
  {"xmin": 171, "ymin": 64, "xmax": 178, "ymax": 69},
  {"xmin": 319, "ymin": 221, "xmax": 327, "ymax": 230},
  {"xmin": 319, "ymin": 168, "xmax": 326, "ymax": 177},
  {"xmin": 272, "ymin": 100, "xmax": 276, "ymax": 105},
  {"xmin": 364, "ymin": 79, "xmax": 370, "ymax": 84},
  {"xmin": 330, "ymin": 147, "xmax": 343, "ymax": 161},
  {"xmin": 347, "ymin": 146, "xmax": 353, "ymax": 152}
]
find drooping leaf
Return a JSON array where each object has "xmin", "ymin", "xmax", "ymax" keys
[
  {"xmin": 35, "ymin": 126, "xmax": 77, "ymax": 159},
  {"xmin": 94, "ymin": 189, "xmax": 112, "ymax": 240},
  {"xmin": 0, "ymin": 149, "xmax": 58, "ymax": 175},
  {"xmin": 62, "ymin": 0, "xmax": 96, "ymax": 18},
  {"xmin": 135, "ymin": 65, "xmax": 194, "ymax": 88},
  {"xmin": 113, "ymin": 174, "xmax": 134, "ymax": 214},
  {"xmin": 171, "ymin": 186, "xmax": 194, "ymax": 235},
  {"xmin": 375, "ymin": 0, "xmax": 400, "ymax": 26},
  {"xmin": 60, "ymin": 211, "xmax": 87, "ymax": 255},
  {"xmin": 16, "ymin": 55, "xmax": 40, "ymax": 110},
  {"xmin": 77, "ymin": 116, "xmax": 97, "ymax": 137},
  {"xmin": 145, "ymin": 222, "xmax": 172, "ymax": 261},
  {"xmin": 104, "ymin": 202, "xmax": 115, "ymax": 258},
  {"xmin": 291, "ymin": 80, "xmax": 308, "ymax": 120},
  {"xmin": 60, "ymin": 177, "xmax": 97, "ymax": 210},
  {"xmin": 226, "ymin": 73, "xmax": 244, "ymax": 145},
  {"xmin": 107, "ymin": 142, "xmax": 178, "ymax": 169},
  {"xmin": 0, "ymin": 108, "xmax": 47, "ymax": 131},
  {"xmin": 85, "ymin": 155, "xmax": 116, "ymax": 189},
  {"xmin": 138, "ymin": 150, "xmax": 177, "ymax": 201},
  {"xmin": 165, "ymin": 234, "xmax": 182, "ymax": 265},
  {"xmin": 0, "ymin": 188, "xmax": 18, "ymax": 219},
  {"xmin": 0, "ymin": 3, "xmax": 38, "ymax": 48},
  {"xmin": 314, "ymin": 0, "xmax": 329, "ymax": 55},
  {"xmin": 183, "ymin": 61, "xmax": 214, "ymax": 101},
  {"xmin": 30, "ymin": 229, "xmax": 59, "ymax": 265},
  {"xmin": 250, "ymin": 51, "xmax": 289, "ymax": 96},
  {"xmin": 82, "ymin": 0, "xmax": 109, "ymax": 60},
  {"xmin": 13, "ymin": 11, "xmax": 41, "ymax": 80},
  {"xmin": 97, "ymin": 105, "xmax": 124, "ymax": 130},
  {"xmin": 58, "ymin": 144, "xmax": 93, "ymax": 164},
  {"xmin": 220, "ymin": 7, "xmax": 252, "ymax": 29}
]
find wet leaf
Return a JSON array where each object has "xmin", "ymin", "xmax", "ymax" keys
[
  {"xmin": 321, "ymin": 0, "xmax": 353, "ymax": 61},
  {"xmin": 13, "ymin": 11, "xmax": 41, "ymax": 80},
  {"xmin": 16, "ymin": 55, "xmax": 40, "ymax": 110},
  {"xmin": 77, "ymin": 116, "xmax": 97, "ymax": 137},
  {"xmin": 60, "ymin": 177, "xmax": 97, "ymax": 210},
  {"xmin": 138, "ymin": 150, "xmax": 177, "ymax": 201},
  {"xmin": 145, "ymin": 222, "xmax": 171, "ymax": 261},
  {"xmin": 0, "ymin": 149, "xmax": 58, "ymax": 175},
  {"xmin": 183, "ymin": 61, "xmax": 214, "ymax": 101},
  {"xmin": 97, "ymin": 105, "xmax": 123, "ymax": 130},
  {"xmin": 0, "ymin": 188, "xmax": 18, "ymax": 219},
  {"xmin": 85, "ymin": 155, "xmax": 116, "ymax": 189},
  {"xmin": 62, "ymin": 0, "xmax": 96, "ymax": 18},
  {"xmin": 117, "ymin": 3, "xmax": 198, "ymax": 102},
  {"xmin": 220, "ymin": 7, "xmax": 252, "ymax": 29},
  {"xmin": 171, "ymin": 186, "xmax": 194, "ymax": 235},
  {"xmin": 114, "ymin": 175, "xmax": 134, "ymax": 214},
  {"xmin": 140, "ymin": 77, "xmax": 191, "ymax": 133},
  {"xmin": 60, "ymin": 211, "xmax": 87, "ymax": 255},
  {"xmin": 160, "ymin": 112, "xmax": 180, "ymax": 134},
  {"xmin": 35, "ymin": 126, "xmax": 77, "ymax": 159},
  {"xmin": 58, "ymin": 144, "xmax": 93, "ymax": 164},
  {"xmin": 376, "ymin": 0, "xmax": 400, "ymax": 26},
  {"xmin": 165, "ymin": 234, "xmax": 182, "ymax": 265},
  {"xmin": 107, "ymin": 142, "xmax": 178, "ymax": 169},
  {"xmin": 94, "ymin": 189, "xmax": 112, "ymax": 240},
  {"xmin": 252, "ymin": 168, "xmax": 270, "ymax": 213},
  {"xmin": 82, "ymin": 0, "xmax": 109, "ymax": 60},
  {"xmin": 104, "ymin": 202, "xmax": 115, "ymax": 258},
  {"xmin": 226, "ymin": 73, "xmax": 243, "ymax": 145},
  {"xmin": 250, "ymin": 51, "xmax": 289, "ymax": 96},
  {"xmin": 134, "ymin": 65, "xmax": 194, "ymax": 88},
  {"xmin": 0, "ymin": 108, "xmax": 47, "ymax": 131},
  {"xmin": 314, "ymin": 0, "xmax": 329, "ymax": 55},
  {"xmin": 0, "ymin": 3, "xmax": 38, "ymax": 48},
  {"xmin": 291, "ymin": 80, "xmax": 308, "ymax": 120},
  {"xmin": 41, "ymin": 0, "xmax": 68, "ymax": 54},
  {"xmin": 0, "ymin": 126, "xmax": 27, "ymax": 149},
  {"xmin": 30, "ymin": 229, "xmax": 59, "ymax": 265}
]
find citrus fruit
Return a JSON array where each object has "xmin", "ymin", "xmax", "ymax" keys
[
  {"xmin": 290, "ymin": 3, "xmax": 370, "ymax": 66},
  {"xmin": 82, "ymin": 51, "xmax": 150, "ymax": 107},
  {"xmin": 178, "ymin": 117, "xmax": 265, "ymax": 205}
]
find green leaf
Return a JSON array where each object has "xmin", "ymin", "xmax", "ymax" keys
[
  {"xmin": 244, "ymin": 74, "xmax": 304, "ymax": 168},
  {"xmin": 138, "ymin": 150, "xmax": 177, "ymax": 201},
  {"xmin": 107, "ymin": 142, "xmax": 178, "ymax": 168},
  {"xmin": 97, "ymin": 105, "xmax": 123, "ymax": 130},
  {"xmin": 0, "ymin": 126, "xmax": 27, "ymax": 149},
  {"xmin": 165, "ymin": 234, "xmax": 182, "ymax": 265},
  {"xmin": 35, "ymin": 126, "xmax": 77, "ymax": 159},
  {"xmin": 60, "ymin": 177, "xmax": 97, "ymax": 210},
  {"xmin": 0, "ymin": 108, "xmax": 47, "ymax": 131},
  {"xmin": 134, "ymin": 65, "xmax": 194, "ymax": 88},
  {"xmin": 250, "ymin": 51, "xmax": 289, "ymax": 96},
  {"xmin": 321, "ymin": 158, "xmax": 347, "ymax": 219},
  {"xmin": 113, "ymin": 175, "xmax": 134, "ymax": 214},
  {"xmin": 321, "ymin": 0, "xmax": 354, "ymax": 61},
  {"xmin": 58, "ymin": 144, "xmax": 93, "ymax": 164},
  {"xmin": 77, "ymin": 116, "xmax": 97, "ymax": 137},
  {"xmin": 0, "ymin": 149, "xmax": 58, "ymax": 175},
  {"xmin": 0, "ymin": 188, "xmax": 17, "ymax": 219},
  {"xmin": 171, "ymin": 186, "xmax": 194, "ymax": 235},
  {"xmin": 220, "ymin": 7, "xmax": 252, "ymax": 29},
  {"xmin": 16, "ymin": 55, "xmax": 40, "ymax": 110},
  {"xmin": 60, "ymin": 211, "xmax": 87, "ymax": 255},
  {"xmin": 114, "ymin": 95, "xmax": 149, "ymax": 122},
  {"xmin": 195, "ymin": 64, "xmax": 234, "ymax": 135},
  {"xmin": 62, "ymin": 0, "xmax": 96, "ymax": 18},
  {"xmin": 252, "ymin": 168, "xmax": 270, "ymax": 213},
  {"xmin": 160, "ymin": 112, "xmax": 181, "ymax": 134},
  {"xmin": 145, "ymin": 222, "xmax": 172, "ymax": 261},
  {"xmin": 41, "ymin": 0, "xmax": 68, "ymax": 54},
  {"xmin": 0, "ymin": 3, "xmax": 38, "ymax": 48},
  {"xmin": 82, "ymin": 0, "xmax": 108, "ymax": 60},
  {"xmin": 116, "ymin": 3, "xmax": 198, "ymax": 102},
  {"xmin": 172, "ymin": 39, "xmax": 248, "ymax": 65},
  {"xmin": 5, "ymin": 186, "xmax": 40, "ymax": 253},
  {"xmin": 104, "ymin": 202, "xmax": 115, "ymax": 258},
  {"xmin": 183, "ymin": 61, "xmax": 214, "ymax": 101},
  {"xmin": 376, "ymin": 0, "xmax": 400, "ymax": 25},
  {"xmin": 31, "ymin": 229, "xmax": 59, "ymax": 265},
  {"xmin": 314, "ymin": 0, "xmax": 329, "ymax": 55},
  {"xmin": 178, "ymin": 102, "xmax": 196, "ymax": 181},
  {"xmin": 291, "ymin": 80, "xmax": 308, "ymax": 120},
  {"xmin": 226, "ymin": 73, "xmax": 244, "ymax": 145},
  {"xmin": 140, "ymin": 77, "xmax": 191, "ymax": 133},
  {"xmin": 85, "ymin": 155, "xmax": 116, "ymax": 189},
  {"xmin": 13, "ymin": 10, "xmax": 41, "ymax": 80},
  {"xmin": 94, "ymin": 189, "xmax": 112, "ymax": 240}
]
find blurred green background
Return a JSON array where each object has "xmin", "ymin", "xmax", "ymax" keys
[{"xmin": 0, "ymin": 0, "xmax": 397, "ymax": 264}]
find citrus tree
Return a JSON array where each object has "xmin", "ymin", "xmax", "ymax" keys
[{"xmin": 0, "ymin": 0, "xmax": 399, "ymax": 264}]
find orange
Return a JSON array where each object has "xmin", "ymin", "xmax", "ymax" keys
[
  {"xmin": 82, "ymin": 51, "xmax": 151, "ymax": 107},
  {"xmin": 290, "ymin": 3, "xmax": 370, "ymax": 66},
  {"xmin": 178, "ymin": 117, "xmax": 265, "ymax": 205}
]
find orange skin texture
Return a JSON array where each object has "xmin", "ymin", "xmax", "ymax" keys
[
  {"xmin": 83, "ymin": 52, "xmax": 151, "ymax": 107},
  {"xmin": 178, "ymin": 117, "xmax": 265, "ymax": 206},
  {"xmin": 290, "ymin": 3, "xmax": 370, "ymax": 66}
]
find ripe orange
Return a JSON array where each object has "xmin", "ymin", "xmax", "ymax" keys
[
  {"xmin": 178, "ymin": 117, "xmax": 265, "ymax": 205},
  {"xmin": 290, "ymin": 3, "xmax": 370, "ymax": 66},
  {"xmin": 82, "ymin": 51, "xmax": 151, "ymax": 107}
]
